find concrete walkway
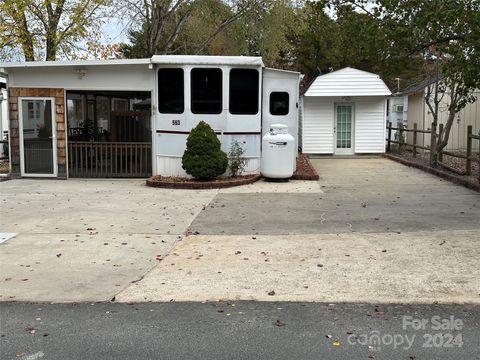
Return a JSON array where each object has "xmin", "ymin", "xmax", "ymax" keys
[{"xmin": 117, "ymin": 158, "xmax": 480, "ymax": 304}]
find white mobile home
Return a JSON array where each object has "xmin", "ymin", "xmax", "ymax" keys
[
  {"xmin": 301, "ymin": 67, "xmax": 391, "ymax": 155},
  {"xmin": 0, "ymin": 56, "xmax": 299, "ymax": 179}
]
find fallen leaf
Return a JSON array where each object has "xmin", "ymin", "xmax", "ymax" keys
[
  {"xmin": 332, "ymin": 340, "xmax": 341, "ymax": 346},
  {"xmin": 56, "ymin": 253, "xmax": 62, "ymax": 258},
  {"xmin": 15, "ymin": 352, "xmax": 25, "ymax": 357},
  {"xmin": 268, "ymin": 290, "xmax": 275, "ymax": 296},
  {"xmin": 275, "ymin": 320, "xmax": 285, "ymax": 327}
]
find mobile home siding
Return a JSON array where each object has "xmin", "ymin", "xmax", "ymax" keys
[
  {"xmin": 354, "ymin": 98, "xmax": 386, "ymax": 153},
  {"xmin": 302, "ymin": 97, "xmax": 334, "ymax": 153}
]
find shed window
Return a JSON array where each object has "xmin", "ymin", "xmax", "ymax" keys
[
  {"xmin": 229, "ymin": 69, "xmax": 259, "ymax": 115},
  {"xmin": 270, "ymin": 92, "xmax": 289, "ymax": 115},
  {"xmin": 191, "ymin": 68, "xmax": 222, "ymax": 114},
  {"xmin": 158, "ymin": 68, "xmax": 184, "ymax": 114}
]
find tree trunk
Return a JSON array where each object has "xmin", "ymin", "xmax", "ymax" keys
[{"xmin": 45, "ymin": 34, "xmax": 57, "ymax": 61}]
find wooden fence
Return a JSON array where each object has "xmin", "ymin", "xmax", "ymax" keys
[
  {"xmin": 68, "ymin": 141, "xmax": 151, "ymax": 178},
  {"xmin": 386, "ymin": 122, "xmax": 480, "ymax": 183}
]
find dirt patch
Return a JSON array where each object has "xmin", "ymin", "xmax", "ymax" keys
[
  {"xmin": 147, "ymin": 174, "xmax": 261, "ymax": 189},
  {"xmin": 292, "ymin": 154, "xmax": 319, "ymax": 180}
]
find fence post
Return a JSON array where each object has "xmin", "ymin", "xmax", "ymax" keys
[
  {"xmin": 398, "ymin": 123, "xmax": 404, "ymax": 153},
  {"xmin": 387, "ymin": 121, "xmax": 392, "ymax": 152},
  {"xmin": 438, "ymin": 123, "xmax": 444, "ymax": 163},
  {"xmin": 412, "ymin": 123, "xmax": 417, "ymax": 158},
  {"xmin": 466, "ymin": 125, "xmax": 472, "ymax": 176}
]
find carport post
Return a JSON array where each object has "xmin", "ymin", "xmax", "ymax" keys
[
  {"xmin": 413, "ymin": 123, "xmax": 417, "ymax": 158},
  {"xmin": 466, "ymin": 125, "xmax": 472, "ymax": 176}
]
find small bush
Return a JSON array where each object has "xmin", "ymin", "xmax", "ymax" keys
[
  {"xmin": 228, "ymin": 140, "xmax": 248, "ymax": 177},
  {"xmin": 182, "ymin": 121, "xmax": 228, "ymax": 179}
]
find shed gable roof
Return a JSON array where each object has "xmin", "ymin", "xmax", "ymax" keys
[{"xmin": 304, "ymin": 67, "xmax": 391, "ymax": 97}]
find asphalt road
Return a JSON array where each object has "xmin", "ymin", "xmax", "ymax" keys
[{"xmin": 1, "ymin": 302, "xmax": 479, "ymax": 360}]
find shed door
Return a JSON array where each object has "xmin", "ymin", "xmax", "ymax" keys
[{"xmin": 334, "ymin": 104, "xmax": 354, "ymax": 155}]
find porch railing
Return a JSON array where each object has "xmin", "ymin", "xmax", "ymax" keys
[{"xmin": 68, "ymin": 141, "xmax": 152, "ymax": 178}]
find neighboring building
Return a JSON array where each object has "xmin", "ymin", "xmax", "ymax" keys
[
  {"xmin": 301, "ymin": 67, "xmax": 391, "ymax": 155},
  {"xmin": 0, "ymin": 56, "xmax": 300, "ymax": 179},
  {"xmin": 386, "ymin": 94, "xmax": 408, "ymax": 142},
  {"xmin": 401, "ymin": 80, "xmax": 480, "ymax": 151},
  {"xmin": 0, "ymin": 77, "xmax": 8, "ymax": 161}
]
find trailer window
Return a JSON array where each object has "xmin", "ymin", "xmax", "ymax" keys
[
  {"xmin": 191, "ymin": 68, "xmax": 222, "ymax": 114},
  {"xmin": 158, "ymin": 68, "xmax": 184, "ymax": 114},
  {"xmin": 229, "ymin": 69, "xmax": 259, "ymax": 115},
  {"xmin": 270, "ymin": 92, "xmax": 289, "ymax": 116}
]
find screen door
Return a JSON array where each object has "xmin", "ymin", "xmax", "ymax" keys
[{"xmin": 19, "ymin": 98, "xmax": 57, "ymax": 177}]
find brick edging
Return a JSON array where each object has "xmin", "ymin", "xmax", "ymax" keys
[
  {"xmin": 146, "ymin": 174, "xmax": 262, "ymax": 189},
  {"xmin": 292, "ymin": 155, "xmax": 320, "ymax": 181},
  {"xmin": 383, "ymin": 153, "xmax": 480, "ymax": 192}
]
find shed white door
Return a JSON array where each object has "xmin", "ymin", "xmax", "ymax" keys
[{"xmin": 334, "ymin": 104, "xmax": 354, "ymax": 155}]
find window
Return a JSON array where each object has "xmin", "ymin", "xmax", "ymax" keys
[
  {"xmin": 191, "ymin": 68, "xmax": 222, "ymax": 114},
  {"xmin": 270, "ymin": 92, "xmax": 289, "ymax": 115},
  {"xmin": 229, "ymin": 69, "xmax": 259, "ymax": 115},
  {"xmin": 158, "ymin": 68, "xmax": 184, "ymax": 114}
]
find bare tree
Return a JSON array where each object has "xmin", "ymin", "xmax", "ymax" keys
[{"xmin": 118, "ymin": 0, "xmax": 261, "ymax": 56}]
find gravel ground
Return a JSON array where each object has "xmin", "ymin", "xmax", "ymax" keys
[{"xmin": 396, "ymin": 150, "xmax": 479, "ymax": 184}]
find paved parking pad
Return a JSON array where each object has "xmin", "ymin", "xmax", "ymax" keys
[
  {"xmin": 0, "ymin": 179, "xmax": 216, "ymax": 302},
  {"xmin": 119, "ymin": 159, "xmax": 480, "ymax": 304},
  {"xmin": 189, "ymin": 189, "xmax": 480, "ymax": 235}
]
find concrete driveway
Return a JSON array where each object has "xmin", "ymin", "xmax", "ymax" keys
[
  {"xmin": 117, "ymin": 158, "xmax": 480, "ymax": 304},
  {"xmin": 1, "ymin": 159, "xmax": 479, "ymax": 303},
  {"xmin": 0, "ymin": 179, "xmax": 216, "ymax": 302}
]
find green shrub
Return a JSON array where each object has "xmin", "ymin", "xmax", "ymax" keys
[
  {"xmin": 182, "ymin": 121, "xmax": 228, "ymax": 179},
  {"xmin": 228, "ymin": 140, "xmax": 248, "ymax": 177}
]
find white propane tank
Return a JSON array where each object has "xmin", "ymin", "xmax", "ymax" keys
[{"xmin": 261, "ymin": 124, "xmax": 295, "ymax": 179}]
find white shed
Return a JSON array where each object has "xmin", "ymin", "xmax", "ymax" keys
[{"xmin": 301, "ymin": 67, "xmax": 391, "ymax": 155}]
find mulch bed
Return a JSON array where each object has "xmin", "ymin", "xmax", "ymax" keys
[
  {"xmin": 146, "ymin": 174, "xmax": 261, "ymax": 189},
  {"xmin": 147, "ymin": 154, "xmax": 319, "ymax": 188},
  {"xmin": 384, "ymin": 151, "xmax": 480, "ymax": 192},
  {"xmin": 292, "ymin": 153, "xmax": 320, "ymax": 180}
]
